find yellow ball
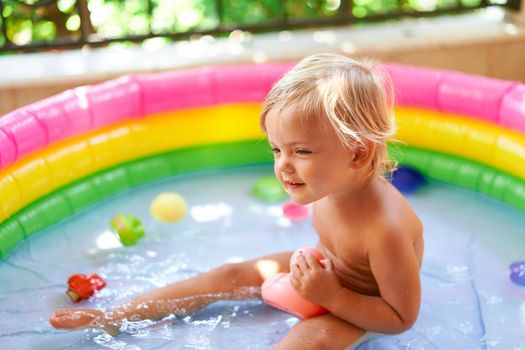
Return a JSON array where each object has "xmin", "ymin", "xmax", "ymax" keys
[{"xmin": 150, "ymin": 192, "xmax": 188, "ymax": 223}]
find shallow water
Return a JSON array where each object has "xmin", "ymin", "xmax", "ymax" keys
[{"xmin": 0, "ymin": 165, "xmax": 524, "ymax": 349}]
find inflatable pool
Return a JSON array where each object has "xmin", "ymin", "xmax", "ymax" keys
[{"xmin": 0, "ymin": 61, "xmax": 524, "ymax": 349}]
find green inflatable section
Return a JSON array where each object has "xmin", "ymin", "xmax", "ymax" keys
[
  {"xmin": 388, "ymin": 144, "xmax": 525, "ymax": 211},
  {"xmin": 0, "ymin": 140, "xmax": 524, "ymax": 259}
]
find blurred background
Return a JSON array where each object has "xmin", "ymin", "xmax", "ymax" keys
[{"xmin": 0, "ymin": 0, "xmax": 524, "ymax": 114}]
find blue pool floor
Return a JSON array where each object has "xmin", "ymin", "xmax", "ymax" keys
[{"xmin": 0, "ymin": 166, "xmax": 524, "ymax": 349}]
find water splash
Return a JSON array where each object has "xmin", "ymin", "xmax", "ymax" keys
[{"xmin": 93, "ymin": 332, "xmax": 142, "ymax": 350}]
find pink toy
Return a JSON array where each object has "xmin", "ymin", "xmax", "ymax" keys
[
  {"xmin": 282, "ymin": 202, "xmax": 310, "ymax": 221},
  {"xmin": 261, "ymin": 247, "xmax": 327, "ymax": 319}
]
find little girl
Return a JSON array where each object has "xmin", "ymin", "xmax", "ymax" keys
[{"xmin": 50, "ymin": 53, "xmax": 423, "ymax": 349}]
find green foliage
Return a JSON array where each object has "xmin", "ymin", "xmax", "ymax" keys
[
  {"xmin": 0, "ymin": 0, "xmax": 501, "ymax": 52},
  {"xmin": 0, "ymin": 15, "xmax": 5, "ymax": 46},
  {"xmin": 222, "ymin": 0, "xmax": 281, "ymax": 24},
  {"xmin": 150, "ymin": 0, "xmax": 217, "ymax": 32},
  {"xmin": 353, "ymin": 0, "xmax": 399, "ymax": 17}
]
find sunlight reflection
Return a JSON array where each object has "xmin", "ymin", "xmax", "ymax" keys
[
  {"xmin": 504, "ymin": 24, "xmax": 518, "ymax": 35},
  {"xmin": 519, "ymin": 303, "xmax": 525, "ymax": 327},
  {"xmin": 143, "ymin": 37, "xmax": 167, "ymax": 51},
  {"xmin": 229, "ymin": 30, "xmax": 251, "ymax": 43},
  {"xmin": 256, "ymin": 259, "xmax": 280, "ymax": 280},
  {"xmin": 191, "ymin": 202, "xmax": 234, "ymax": 222},
  {"xmin": 253, "ymin": 52, "xmax": 268, "ymax": 63},
  {"xmin": 278, "ymin": 31, "xmax": 293, "ymax": 42},
  {"xmin": 277, "ymin": 217, "xmax": 292, "ymax": 228},
  {"xmin": 95, "ymin": 230, "xmax": 122, "ymax": 250},
  {"xmin": 226, "ymin": 256, "xmax": 245, "ymax": 264},
  {"xmin": 327, "ymin": 0, "xmax": 341, "ymax": 10},
  {"xmin": 248, "ymin": 204, "xmax": 282, "ymax": 216},
  {"xmin": 340, "ymin": 41, "xmax": 356, "ymax": 54},
  {"xmin": 74, "ymin": 86, "xmax": 89, "ymax": 109},
  {"xmin": 312, "ymin": 31, "xmax": 336, "ymax": 44}
]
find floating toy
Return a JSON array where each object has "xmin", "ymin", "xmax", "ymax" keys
[
  {"xmin": 251, "ymin": 176, "xmax": 288, "ymax": 202},
  {"xmin": 150, "ymin": 192, "xmax": 188, "ymax": 223},
  {"xmin": 261, "ymin": 247, "xmax": 327, "ymax": 319},
  {"xmin": 110, "ymin": 214, "xmax": 145, "ymax": 246},
  {"xmin": 391, "ymin": 166, "xmax": 426, "ymax": 194},
  {"xmin": 282, "ymin": 202, "xmax": 310, "ymax": 221},
  {"xmin": 66, "ymin": 273, "xmax": 106, "ymax": 303},
  {"xmin": 509, "ymin": 261, "xmax": 525, "ymax": 286}
]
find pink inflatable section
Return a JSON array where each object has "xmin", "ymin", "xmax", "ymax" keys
[
  {"xmin": 0, "ymin": 63, "xmax": 292, "ymax": 170},
  {"xmin": 1, "ymin": 61, "xmax": 525, "ymax": 171},
  {"xmin": 384, "ymin": 64, "xmax": 443, "ymax": 109},
  {"xmin": 139, "ymin": 64, "xmax": 291, "ymax": 115},
  {"xmin": 384, "ymin": 64, "xmax": 524, "ymax": 127},
  {"xmin": 500, "ymin": 84, "xmax": 525, "ymax": 132},
  {"xmin": 437, "ymin": 72, "xmax": 515, "ymax": 124}
]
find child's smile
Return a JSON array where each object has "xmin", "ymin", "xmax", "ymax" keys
[
  {"xmin": 283, "ymin": 180, "xmax": 306, "ymax": 192},
  {"xmin": 264, "ymin": 105, "xmax": 358, "ymax": 205}
]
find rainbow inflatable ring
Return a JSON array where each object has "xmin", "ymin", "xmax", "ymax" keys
[{"xmin": 0, "ymin": 62, "xmax": 524, "ymax": 259}]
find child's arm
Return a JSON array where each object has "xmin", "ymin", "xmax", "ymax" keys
[{"xmin": 292, "ymin": 229, "xmax": 421, "ymax": 333}]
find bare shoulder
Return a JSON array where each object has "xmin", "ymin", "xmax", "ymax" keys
[{"xmin": 367, "ymin": 181, "xmax": 424, "ymax": 263}]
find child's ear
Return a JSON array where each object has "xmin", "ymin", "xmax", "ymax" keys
[{"xmin": 351, "ymin": 141, "xmax": 375, "ymax": 169}]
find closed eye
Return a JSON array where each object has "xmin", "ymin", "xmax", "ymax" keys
[{"xmin": 296, "ymin": 149, "xmax": 311, "ymax": 155}]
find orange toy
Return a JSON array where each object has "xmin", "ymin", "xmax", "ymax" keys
[{"xmin": 261, "ymin": 247, "xmax": 327, "ymax": 319}]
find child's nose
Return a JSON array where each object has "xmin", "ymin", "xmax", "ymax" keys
[{"xmin": 276, "ymin": 155, "xmax": 294, "ymax": 174}]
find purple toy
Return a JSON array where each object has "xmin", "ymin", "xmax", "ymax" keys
[
  {"xmin": 391, "ymin": 166, "xmax": 426, "ymax": 194},
  {"xmin": 509, "ymin": 261, "xmax": 525, "ymax": 286}
]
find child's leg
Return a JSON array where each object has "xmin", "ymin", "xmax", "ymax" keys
[
  {"xmin": 50, "ymin": 251, "xmax": 293, "ymax": 333},
  {"xmin": 273, "ymin": 313, "xmax": 365, "ymax": 350}
]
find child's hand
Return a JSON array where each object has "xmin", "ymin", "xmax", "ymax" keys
[{"xmin": 290, "ymin": 253, "xmax": 341, "ymax": 307}]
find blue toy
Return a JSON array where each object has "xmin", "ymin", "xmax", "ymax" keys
[
  {"xmin": 509, "ymin": 261, "xmax": 525, "ymax": 286},
  {"xmin": 391, "ymin": 166, "xmax": 426, "ymax": 194}
]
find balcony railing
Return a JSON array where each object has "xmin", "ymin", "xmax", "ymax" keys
[{"xmin": 0, "ymin": 0, "xmax": 519, "ymax": 54}]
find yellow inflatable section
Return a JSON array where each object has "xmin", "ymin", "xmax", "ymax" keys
[
  {"xmin": 0, "ymin": 104, "xmax": 263, "ymax": 222},
  {"xmin": 396, "ymin": 107, "xmax": 525, "ymax": 179},
  {"xmin": 1, "ymin": 104, "xmax": 525, "ymax": 223}
]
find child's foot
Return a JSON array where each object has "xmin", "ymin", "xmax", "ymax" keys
[{"xmin": 49, "ymin": 309, "xmax": 119, "ymax": 334}]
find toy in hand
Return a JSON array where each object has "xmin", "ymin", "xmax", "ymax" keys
[
  {"xmin": 261, "ymin": 247, "xmax": 327, "ymax": 319},
  {"xmin": 66, "ymin": 273, "xmax": 106, "ymax": 303},
  {"xmin": 110, "ymin": 214, "xmax": 145, "ymax": 246}
]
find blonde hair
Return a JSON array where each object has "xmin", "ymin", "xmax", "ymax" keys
[{"xmin": 261, "ymin": 53, "xmax": 397, "ymax": 178}]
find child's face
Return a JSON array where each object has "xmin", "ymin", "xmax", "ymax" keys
[{"xmin": 265, "ymin": 105, "xmax": 357, "ymax": 205}]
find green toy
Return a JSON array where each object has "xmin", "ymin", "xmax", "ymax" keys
[
  {"xmin": 251, "ymin": 176, "xmax": 288, "ymax": 202},
  {"xmin": 110, "ymin": 214, "xmax": 145, "ymax": 246}
]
